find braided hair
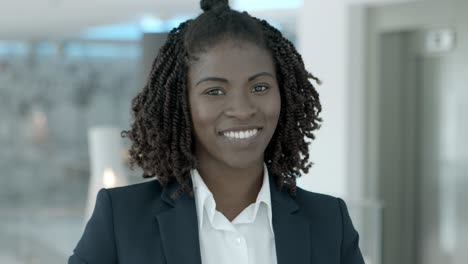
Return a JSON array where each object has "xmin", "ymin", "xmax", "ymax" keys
[{"xmin": 122, "ymin": 0, "xmax": 322, "ymax": 198}]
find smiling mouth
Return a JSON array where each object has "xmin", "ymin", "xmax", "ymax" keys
[{"xmin": 218, "ymin": 127, "xmax": 263, "ymax": 140}]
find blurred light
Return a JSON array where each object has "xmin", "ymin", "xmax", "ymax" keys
[
  {"xmin": 81, "ymin": 24, "xmax": 142, "ymax": 41},
  {"xmin": 36, "ymin": 42, "xmax": 57, "ymax": 57},
  {"xmin": 32, "ymin": 111, "xmax": 48, "ymax": 144},
  {"xmin": 33, "ymin": 111, "xmax": 47, "ymax": 126},
  {"xmin": 102, "ymin": 168, "xmax": 116, "ymax": 188},
  {"xmin": 0, "ymin": 41, "xmax": 28, "ymax": 56},
  {"xmin": 64, "ymin": 43, "xmax": 140, "ymax": 58},
  {"xmin": 166, "ymin": 15, "xmax": 193, "ymax": 30},
  {"xmin": 233, "ymin": 0, "xmax": 302, "ymax": 10},
  {"xmin": 80, "ymin": 14, "xmax": 184, "ymax": 41},
  {"xmin": 139, "ymin": 15, "xmax": 165, "ymax": 33}
]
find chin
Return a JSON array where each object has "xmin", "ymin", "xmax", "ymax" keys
[{"xmin": 220, "ymin": 154, "xmax": 263, "ymax": 170}]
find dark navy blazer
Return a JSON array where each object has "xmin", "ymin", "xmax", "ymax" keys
[{"xmin": 69, "ymin": 176, "xmax": 365, "ymax": 264}]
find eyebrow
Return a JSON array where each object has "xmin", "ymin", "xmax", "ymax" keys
[{"xmin": 195, "ymin": 72, "xmax": 275, "ymax": 87}]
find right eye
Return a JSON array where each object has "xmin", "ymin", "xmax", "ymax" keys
[{"xmin": 205, "ymin": 88, "xmax": 225, "ymax": 96}]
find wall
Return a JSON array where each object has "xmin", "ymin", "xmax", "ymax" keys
[
  {"xmin": 296, "ymin": 0, "xmax": 350, "ymax": 197},
  {"xmin": 296, "ymin": 0, "xmax": 425, "ymax": 199},
  {"xmin": 368, "ymin": 1, "xmax": 468, "ymax": 263}
]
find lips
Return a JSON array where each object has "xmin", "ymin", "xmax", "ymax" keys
[
  {"xmin": 222, "ymin": 128, "xmax": 259, "ymax": 139},
  {"xmin": 218, "ymin": 125, "xmax": 263, "ymax": 134},
  {"xmin": 218, "ymin": 126, "xmax": 263, "ymax": 141}
]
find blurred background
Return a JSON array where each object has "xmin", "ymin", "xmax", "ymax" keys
[{"xmin": 0, "ymin": 0, "xmax": 466, "ymax": 263}]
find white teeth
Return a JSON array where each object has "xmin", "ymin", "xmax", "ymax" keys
[{"xmin": 223, "ymin": 129, "xmax": 259, "ymax": 139}]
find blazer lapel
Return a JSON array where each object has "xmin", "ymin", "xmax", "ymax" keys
[
  {"xmin": 156, "ymin": 181, "xmax": 202, "ymax": 264},
  {"xmin": 270, "ymin": 177, "xmax": 311, "ymax": 264},
  {"xmin": 154, "ymin": 176, "xmax": 311, "ymax": 264}
]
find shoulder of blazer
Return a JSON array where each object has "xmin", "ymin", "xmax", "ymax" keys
[
  {"xmin": 294, "ymin": 186, "xmax": 340, "ymax": 209},
  {"xmin": 291, "ymin": 187, "xmax": 344, "ymax": 222},
  {"xmin": 293, "ymin": 187, "xmax": 365, "ymax": 264},
  {"xmin": 104, "ymin": 179, "xmax": 172, "ymax": 215},
  {"xmin": 106, "ymin": 178, "xmax": 164, "ymax": 198}
]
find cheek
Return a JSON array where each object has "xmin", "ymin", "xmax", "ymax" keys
[
  {"xmin": 189, "ymin": 100, "xmax": 204, "ymax": 131},
  {"xmin": 266, "ymin": 89, "xmax": 281, "ymax": 121},
  {"xmin": 189, "ymin": 98, "xmax": 219, "ymax": 134}
]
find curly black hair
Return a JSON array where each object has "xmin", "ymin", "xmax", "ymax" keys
[{"xmin": 122, "ymin": 0, "xmax": 322, "ymax": 198}]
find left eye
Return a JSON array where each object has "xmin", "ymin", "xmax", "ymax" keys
[{"xmin": 252, "ymin": 85, "xmax": 269, "ymax": 93}]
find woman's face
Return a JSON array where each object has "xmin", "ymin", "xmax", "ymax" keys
[{"xmin": 187, "ymin": 39, "xmax": 281, "ymax": 170}]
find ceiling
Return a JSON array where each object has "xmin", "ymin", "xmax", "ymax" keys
[{"xmin": 0, "ymin": 0, "xmax": 300, "ymax": 40}]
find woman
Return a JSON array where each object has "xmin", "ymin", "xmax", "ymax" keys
[{"xmin": 69, "ymin": 0, "xmax": 365, "ymax": 263}]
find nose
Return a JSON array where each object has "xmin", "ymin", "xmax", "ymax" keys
[{"xmin": 224, "ymin": 91, "xmax": 257, "ymax": 120}]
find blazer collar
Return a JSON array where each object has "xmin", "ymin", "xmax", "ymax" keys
[
  {"xmin": 155, "ymin": 175, "xmax": 310, "ymax": 264},
  {"xmin": 156, "ymin": 178, "xmax": 202, "ymax": 264},
  {"xmin": 269, "ymin": 177, "xmax": 311, "ymax": 264}
]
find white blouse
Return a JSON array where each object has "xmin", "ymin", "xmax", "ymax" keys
[{"xmin": 191, "ymin": 163, "xmax": 278, "ymax": 264}]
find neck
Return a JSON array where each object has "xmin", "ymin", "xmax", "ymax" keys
[{"xmin": 196, "ymin": 158, "xmax": 264, "ymax": 220}]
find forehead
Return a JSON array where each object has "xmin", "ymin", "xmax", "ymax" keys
[{"xmin": 188, "ymin": 39, "xmax": 275, "ymax": 80}]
